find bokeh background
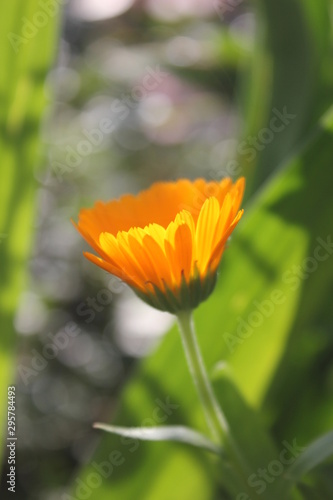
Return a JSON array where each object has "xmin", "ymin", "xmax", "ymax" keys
[{"xmin": 1, "ymin": 0, "xmax": 333, "ymax": 499}]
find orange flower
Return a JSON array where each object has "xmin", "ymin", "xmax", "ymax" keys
[{"xmin": 74, "ymin": 177, "xmax": 245, "ymax": 312}]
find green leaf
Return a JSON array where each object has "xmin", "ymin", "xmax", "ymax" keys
[
  {"xmin": 211, "ymin": 366, "xmax": 291, "ymax": 500},
  {"xmin": 211, "ymin": 366, "xmax": 281, "ymax": 496},
  {"xmin": 241, "ymin": 0, "xmax": 332, "ymax": 191},
  {"xmin": 93, "ymin": 423, "xmax": 221, "ymax": 455},
  {"xmin": 277, "ymin": 431, "xmax": 333, "ymax": 497},
  {"xmin": 0, "ymin": 0, "xmax": 59, "ymax": 466},
  {"xmin": 261, "ymin": 110, "xmax": 333, "ymax": 448}
]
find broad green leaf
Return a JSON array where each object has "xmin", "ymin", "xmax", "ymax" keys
[
  {"xmin": 261, "ymin": 110, "xmax": 333, "ymax": 448},
  {"xmin": 212, "ymin": 368, "xmax": 285, "ymax": 500},
  {"xmin": 69, "ymin": 107, "xmax": 333, "ymax": 499},
  {"xmin": 0, "ymin": 0, "xmax": 60, "ymax": 467},
  {"xmin": 212, "ymin": 366, "xmax": 282, "ymax": 499}
]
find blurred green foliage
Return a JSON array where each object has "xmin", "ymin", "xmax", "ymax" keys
[
  {"xmin": 0, "ymin": 0, "xmax": 59, "ymax": 467},
  {"xmin": 1, "ymin": 0, "xmax": 333, "ymax": 498}
]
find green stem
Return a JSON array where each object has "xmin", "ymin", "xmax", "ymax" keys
[
  {"xmin": 177, "ymin": 310, "xmax": 295, "ymax": 500},
  {"xmin": 177, "ymin": 309, "xmax": 257, "ymax": 498},
  {"xmin": 176, "ymin": 310, "xmax": 228, "ymax": 443}
]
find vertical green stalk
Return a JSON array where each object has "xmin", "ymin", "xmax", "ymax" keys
[
  {"xmin": 177, "ymin": 310, "xmax": 266, "ymax": 500},
  {"xmin": 177, "ymin": 310, "xmax": 227, "ymax": 443}
]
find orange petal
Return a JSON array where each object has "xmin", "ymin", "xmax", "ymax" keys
[
  {"xmin": 142, "ymin": 231, "xmax": 174, "ymax": 288},
  {"xmin": 195, "ymin": 197, "xmax": 221, "ymax": 274},
  {"xmin": 209, "ymin": 209, "xmax": 244, "ymax": 270},
  {"xmin": 83, "ymin": 252, "xmax": 140, "ymax": 290},
  {"xmin": 173, "ymin": 222, "xmax": 193, "ymax": 281}
]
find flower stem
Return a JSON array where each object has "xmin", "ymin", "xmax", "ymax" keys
[
  {"xmin": 176, "ymin": 310, "xmax": 259, "ymax": 497},
  {"xmin": 176, "ymin": 310, "xmax": 228, "ymax": 443},
  {"xmin": 176, "ymin": 310, "xmax": 288, "ymax": 500}
]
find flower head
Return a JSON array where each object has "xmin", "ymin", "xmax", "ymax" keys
[{"xmin": 74, "ymin": 177, "xmax": 245, "ymax": 312}]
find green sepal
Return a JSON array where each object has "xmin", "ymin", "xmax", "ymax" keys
[{"xmin": 133, "ymin": 268, "xmax": 218, "ymax": 313}]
